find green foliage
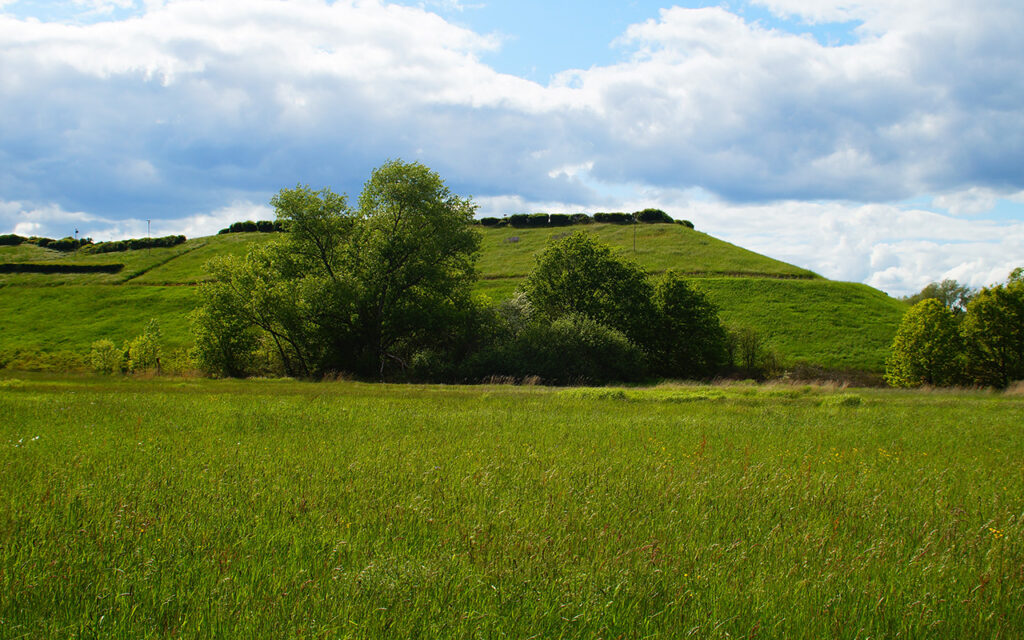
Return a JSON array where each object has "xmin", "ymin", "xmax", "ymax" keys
[
  {"xmin": 217, "ymin": 220, "xmax": 284, "ymax": 234},
  {"xmin": 961, "ymin": 274, "xmax": 1024, "ymax": 387},
  {"xmin": 89, "ymin": 339, "xmax": 119, "ymax": 374},
  {"xmin": 522, "ymin": 231, "xmax": 655, "ymax": 345},
  {"xmin": 474, "ymin": 313, "xmax": 647, "ymax": 384},
  {"xmin": 592, "ymin": 212, "xmax": 633, "ymax": 224},
  {"xmin": 903, "ymin": 278, "xmax": 974, "ymax": 312},
  {"xmin": 885, "ymin": 299, "xmax": 963, "ymax": 387},
  {"xmin": 726, "ymin": 325, "xmax": 783, "ymax": 379},
  {"xmin": 191, "ymin": 277, "xmax": 260, "ymax": 377},
  {"xmin": 634, "ymin": 208, "xmax": 673, "ymax": 224},
  {"xmin": 126, "ymin": 319, "xmax": 162, "ymax": 373},
  {"xmin": 33, "ymin": 236, "xmax": 93, "ymax": 252},
  {"xmin": 83, "ymin": 234, "xmax": 187, "ymax": 254},
  {"xmin": 194, "ymin": 160, "xmax": 481, "ymax": 378},
  {"xmin": 649, "ymin": 271, "xmax": 728, "ymax": 378},
  {"xmin": 547, "ymin": 213, "xmax": 572, "ymax": 227},
  {"xmin": 0, "ymin": 233, "xmax": 26, "ymax": 246}
]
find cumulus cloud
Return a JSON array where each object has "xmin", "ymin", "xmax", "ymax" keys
[{"xmin": 1, "ymin": 0, "xmax": 1023, "ymax": 293}]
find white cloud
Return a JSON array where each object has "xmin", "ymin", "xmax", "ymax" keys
[{"xmin": 1, "ymin": 0, "xmax": 1023, "ymax": 294}]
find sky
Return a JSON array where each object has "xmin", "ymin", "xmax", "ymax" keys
[{"xmin": 2, "ymin": 0, "xmax": 1023, "ymax": 296}]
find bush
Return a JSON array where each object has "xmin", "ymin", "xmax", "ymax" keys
[
  {"xmin": 126, "ymin": 319, "xmax": 162, "ymax": 373},
  {"xmin": 508, "ymin": 214, "xmax": 531, "ymax": 228},
  {"xmin": 548, "ymin": 213, "xmax": 572, "ymax": 227},
  {"xmin": 727, "ymin": 326, "xmax": 784, "ymax": 380},
  {"xmin": 634, "ymin": 208, "xmax": 673, "ymax": 224},
  {"xmin": 522, "ymin": 231, "xmax": 655, "ymax": 345},
  {"xmin": 85, "ymin": 235, "xmax": 186, "ymax": 254},
  {"xmin": 527, "ymin": 213, "xmax": 550, "ymax": 228},
  {"xmin": 0, "ymin": 234, "xmax": 26, "ymax": 246},
  {"xmin": 476, "ymin": 314, "xmax": 646, "ymax": 385},
  {"xmin": 885, "ymin": 299, "xmax": 963, "ymax": 387},
  {"xmin": 570, "ymin": 213, "xmax": 592, "ymax": 225},
  {"xmin": 677, "ymin": 220, "xmax": 695, "ymax": 229},
  {"xmin": 593, "ymin": 212, "xmax": 633, "ymax": 224},
  {"xmin": 89, "ymin": 339, "xmax": 120, "ymax": 374},
  {"xmin": 480, "ymin": 217, "xmax": 503, "ymax": 227},
  {"xmin": 36, "ymin": 236, "xmax": 92, "ymax": 252}
]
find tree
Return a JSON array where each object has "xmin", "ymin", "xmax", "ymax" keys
[
  {"xmin": 904, "ymin": 279, "xmax": 974, "ymax": 313},
  {"xmin": 885, "ymin": 299, "xmax": 963, "ymax": 387},
  {"xmin": 649, "ymin": 271, "xmax": 728, "ymax": 378},
  {"xmin": 521, "ymin": 231, "xmax": 655, "ymax": 346},
  {"xmin": 89, "ymin": 339, "xmax": 119, "ymax": 374},
  {"xmin": 192, "ymin": 160, "xmax": 481, "ymax": 379},
  {"xmin": 961, "ymin": 271, "xmax": 1024, "ymax": 387},
  {"xmin": 349, "ymin": 160, "xmax": 481, "ymax": 376}
]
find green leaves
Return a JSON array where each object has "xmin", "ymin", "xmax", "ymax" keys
[
  {"xmin": 193, "ymin": 161, "xmax": 482, "ymax": 379},
  {"xmin": 885, "ymin": 299, "xmax": 963, "ymax": 387}
]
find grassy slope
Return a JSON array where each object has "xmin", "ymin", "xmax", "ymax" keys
[
  {"xmin": 0, "ymin": 226, "xmax": 905, "ymax": 371},
  {"xmin": 0, "ymin": 285, "xmax": 197, "ymax": 352},
  {"xmin": 478, "ymin": 223, "xmax": 819, "ymax": 279},
  {"xmin": 2, "ymin": 378, "xmax": 1022, "ymax": 638}
]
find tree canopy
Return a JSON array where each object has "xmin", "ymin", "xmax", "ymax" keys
[
  {"xmin": 885, "ymin": 268, "xmax": 1024, "ymax": 389},
  {"xmin": 193, "ymin": 169, "xmax": 735, "ymax": 383},
  {"xmin": 885, "ymin": 298, "xmax": 963, "ymax": 387},
  {"xmin": 193, "ymin": 160, "xmax": 480, "ymax": 378}
]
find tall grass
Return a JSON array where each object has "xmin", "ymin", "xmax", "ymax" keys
[{"xmin": 1, "ymin": 378, "xmax": 1021, "ymax": 638}]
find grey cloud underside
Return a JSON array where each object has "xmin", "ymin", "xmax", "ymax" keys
[{"xmin": 1, "ymin": 1, "xmax": 1024, "ymax": 215}]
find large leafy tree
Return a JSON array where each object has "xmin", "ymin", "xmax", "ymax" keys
[
  {"xmin": 885, "ymin": 298, "xmax": 963, "ymax": 387},
  {"xmin": 193, "ymin": 160, "xmax": 481, "ymax": 378},
  {"xmin": 962, "ymin": 272, "xmax": 1024, "ymax": 388},
  {"xmin": 649, "ymin": 270, "xmax": 728, "ymax": 378},
  {"xmin": 517, "ymin": 232, "xmax": 728, "ymax": 380},
  {"xmin": 349, "ymin": 160, "xmax": 481, "ymax": 375},
  {"xmin": 521, "ymin": 231, "xmax": 655, "ymax": 346}
]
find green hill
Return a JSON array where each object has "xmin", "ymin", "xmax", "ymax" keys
[{"xmin": 0, "ymin": 224, "xmax": 906, "ymax": 374}]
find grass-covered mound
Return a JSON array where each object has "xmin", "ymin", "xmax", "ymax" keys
[{"xmin": 0, "ymin": 224, "xmax": 904, "ymax": 373}]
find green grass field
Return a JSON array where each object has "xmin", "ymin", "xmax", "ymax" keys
[
  {"xmin": 0, "ymin": 225, "xmax": 905, "ymax": 373},
  {"xmin": 1, "ymin": 377, "xmax": 1022, "ymax": 638}
]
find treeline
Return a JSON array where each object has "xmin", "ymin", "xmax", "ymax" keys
[
  {"xmin": 83, "ymin": 235, "xmax": 186, "ymax": 254},
  {"xmin": 479, "ymin": 209, "xmax": 694, "ymax": 229},
  {"xmin": 0, "ymin": 263, "xmax": 123, "ymax": 274},
  {"xmin": 217, "ymin": 220, "xmax": 285, "ymax": 234},
  {"xmin": 0, "ymin": 234, "xmax": 93, "ymax": 252},
  {"xmin": 0, "ymin": 233, "xmax": 186, "ymax": 253},
  {"xmin": 190, "ymin": 162, "xmax": 769, "ymax": 384},
  {"xmin": 215, "ymin": 211, "xmax": 695, "ymax": 235},
  {"xmin": 887, "ymin": 269, "xmax": 1024, "ymax": 388}
]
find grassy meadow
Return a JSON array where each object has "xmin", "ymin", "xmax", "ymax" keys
[{"xmin": 2, "ymin": 376, "xmax": 1022, "ymax": 638}]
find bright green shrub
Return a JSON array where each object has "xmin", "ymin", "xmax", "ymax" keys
[
  {"xmin": 885, "ymin": 299, "xmax": 963, "ymax": 387},
  {"xmin": 89, "ymin": 339, "xmax": 120, "ymax": 374}
]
